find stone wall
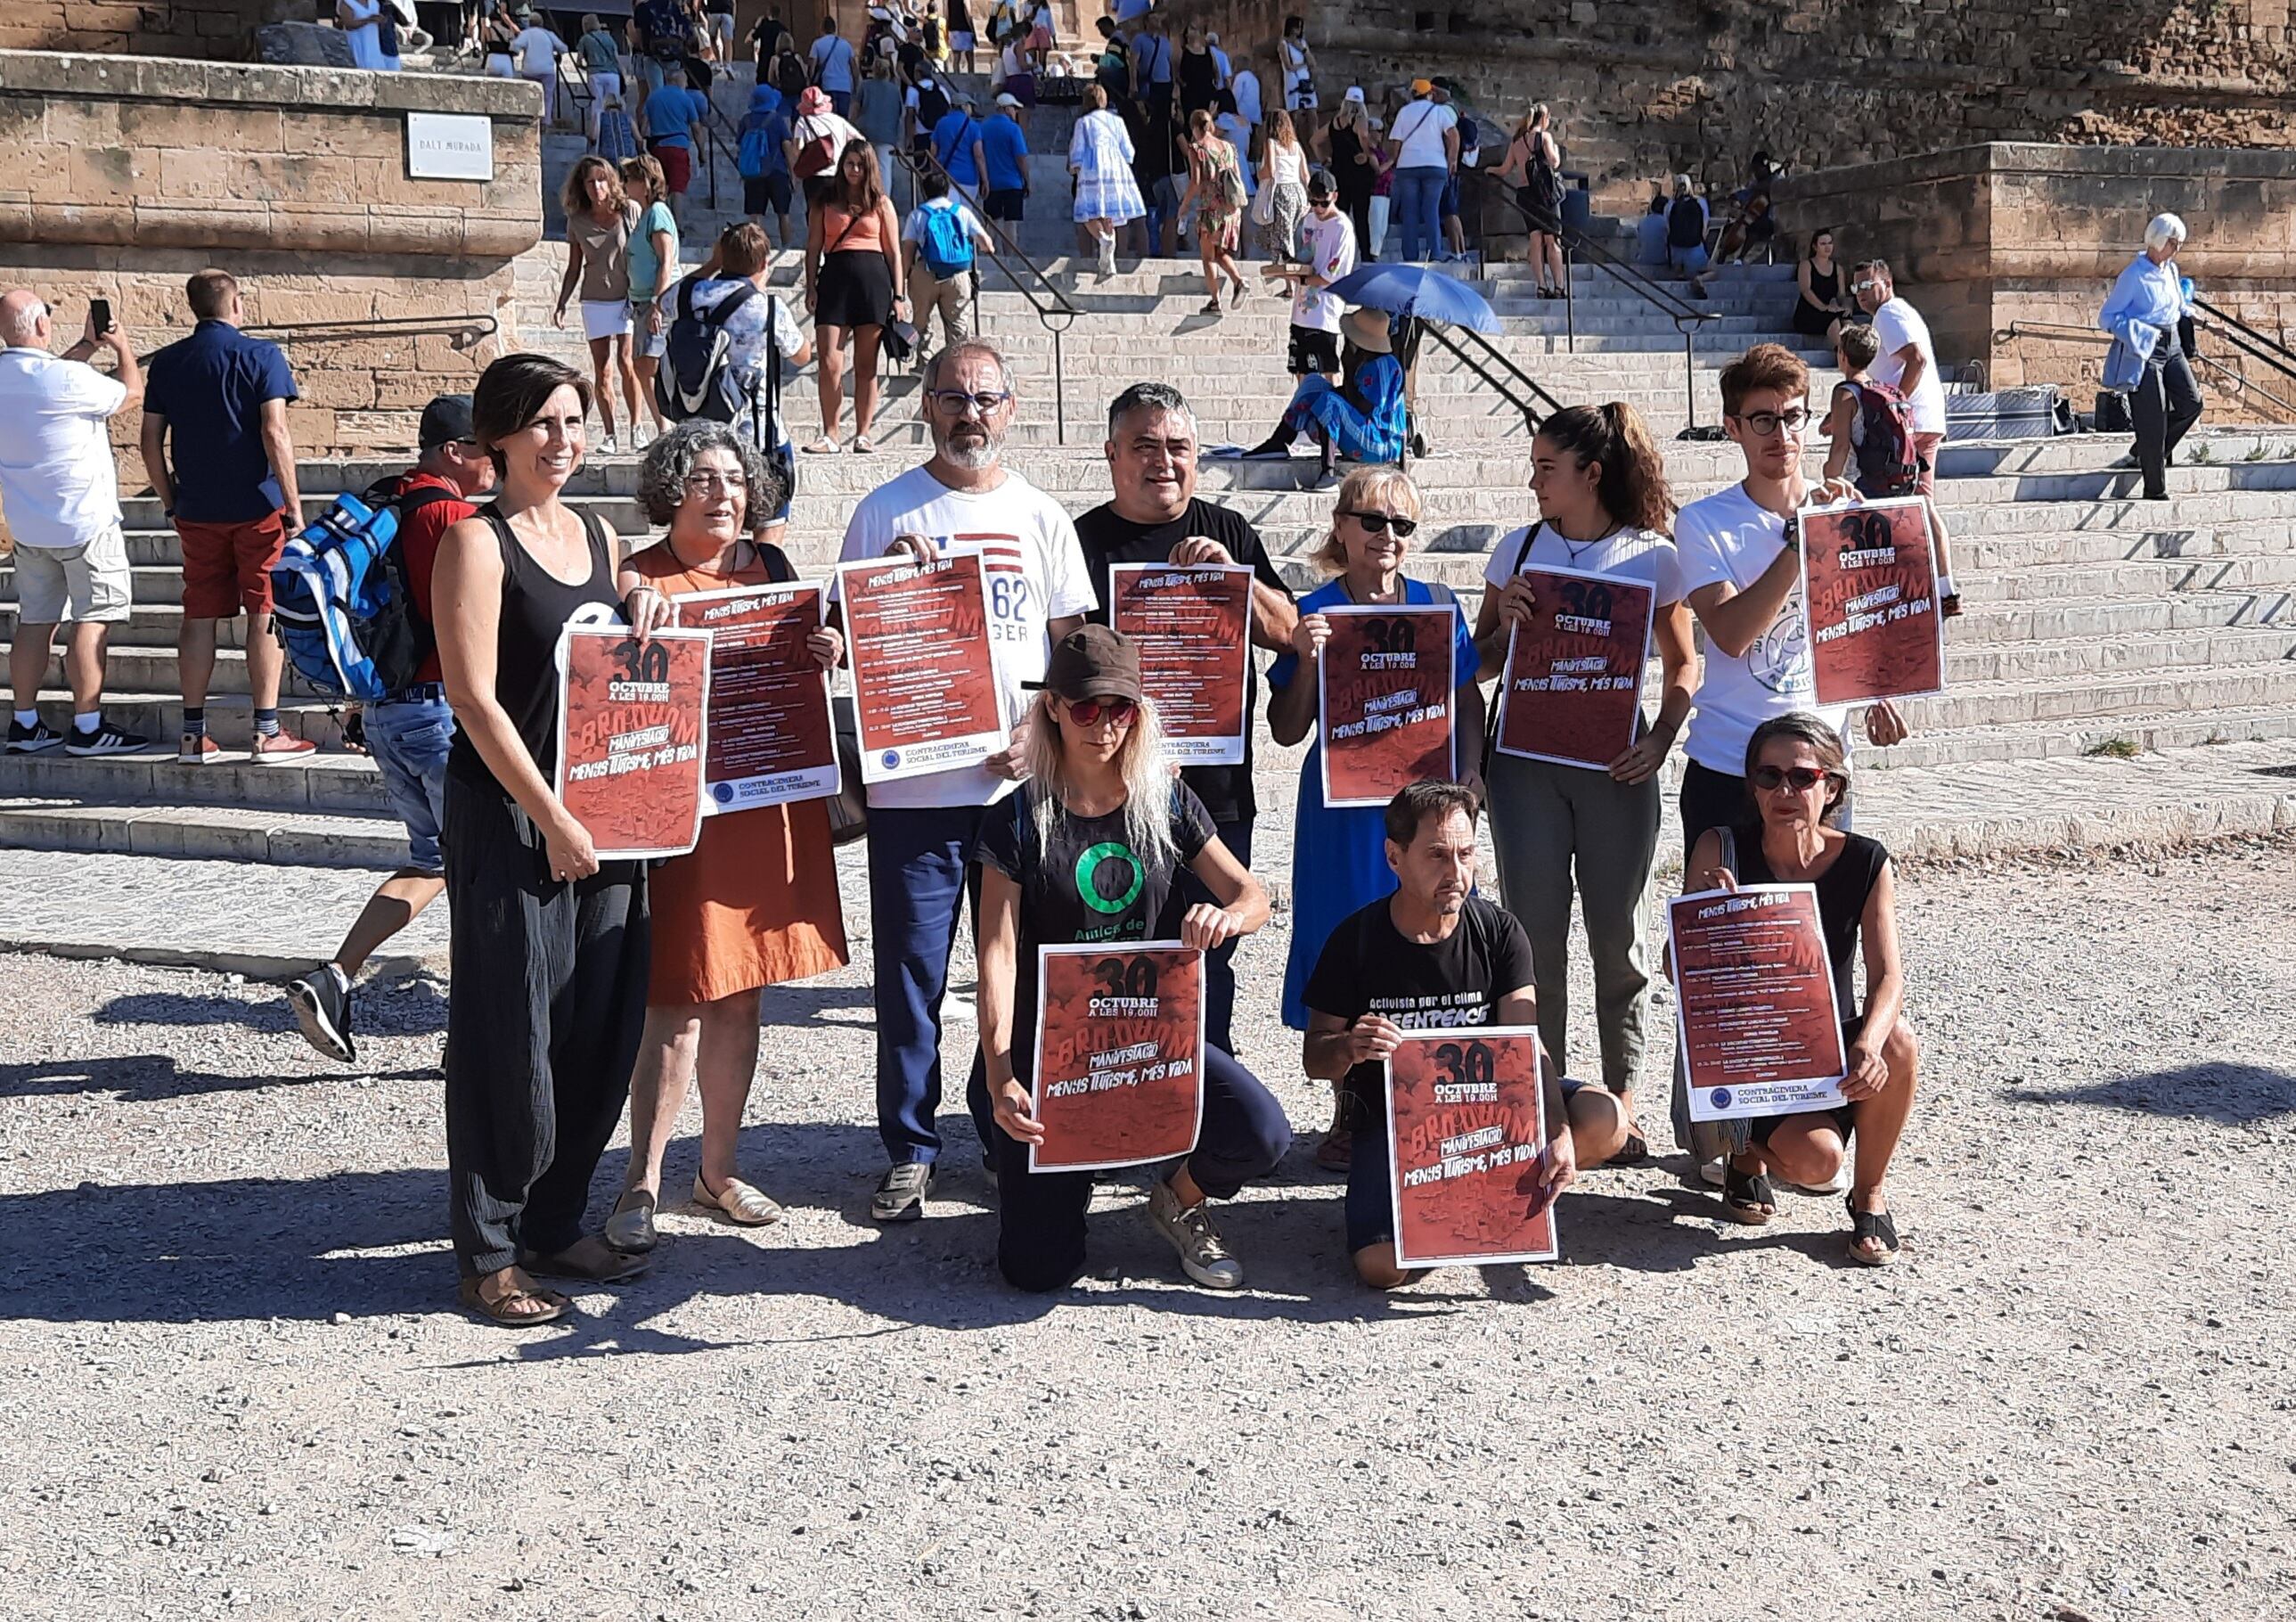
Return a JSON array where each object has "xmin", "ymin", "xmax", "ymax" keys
[
  {"xmin": 0, "ymin": 49, "xmax": 543, "ymax": 487},
  {"xmin": 1777, "ymin": 143, "xmax": 2296, "ymax": 421},
  {"xmin": 0, "ymin": 1, "xmax": 281, "ymax": 60},
  {"xmin": 1173, "ymin": 1, "xmax": 2296, "ymax": 215}
]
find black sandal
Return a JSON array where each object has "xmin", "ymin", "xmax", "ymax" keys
[
  {"xmin": 1722, "ymin": 1163, "xmax": 1776, "ymax": 1225},
  {"xmin": 1614, "ymin": 1130, "xmax": 1651, "ymax": 1166},
  {"xmin": 1846, "ymin": 1196, "xmax": 1900, "ymax": 1266}
]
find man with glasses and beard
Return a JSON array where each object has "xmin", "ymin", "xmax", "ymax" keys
[
  {"xmin": 834, "ymin": 339, "xmax": 1097, "ymax": 1222},
  {"xmin": 1673, "ymin": 343, "xmax": 1912, "ymax": 860},
  {"xmin": 1072, "ymin": 381, "xmax": 1298, "ymax": 1055}
]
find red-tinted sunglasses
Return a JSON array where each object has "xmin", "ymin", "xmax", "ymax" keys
[
  {"xmin": 1752, "ymin": 765, "xmax": 1830, "ymax": 792},
  {"xmin": 1064, "ymin": 696, "xmax": 1138, "ymax": 726}
]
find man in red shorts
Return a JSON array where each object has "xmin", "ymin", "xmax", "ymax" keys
[{"xmin": 139, "ymin": 268, "xmax": 315, "ymax": 764}]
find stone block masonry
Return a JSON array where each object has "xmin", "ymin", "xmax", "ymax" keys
[
  {"xmin": 0, "ymin": 1, "xmax": 281, "ymax": 60},
  {"xmin": 0, "ymin": 49, "xmax": 543, "ymax": 486}
]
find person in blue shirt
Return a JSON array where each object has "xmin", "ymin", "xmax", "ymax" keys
[
  {"xmin": 930, "ymin": 97, "xmax": 989, "ymax": 198},
  {"xmin": 738, "ymin": 82, "xmax": 797, "ymax": 248},
  {"xmin": 2099, "ymin": 210, "xmax": 2201, "ymax": 504},
  {"xmin": 978, "ymin": 92, "xmax": 1032, "ymax": 221},
  {"xmin": 1240, "ymin": 306, "xmax": 1408, "ymax": 477},
  {"xmin": 138, "ymin": 268, "xmax": 315, "ymax": 765},
  {"xmin": 641, "ymin": 64, "xmax": 708, "ymax": 220},
  {"xmin": 1264, "ymin": 463, "xmax": 1486, "ymax": 1169}
]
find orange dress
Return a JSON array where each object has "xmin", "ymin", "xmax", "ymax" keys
[{"xmin": 631, "ymin": 539, "xmax": 850, "ymax": 1005}]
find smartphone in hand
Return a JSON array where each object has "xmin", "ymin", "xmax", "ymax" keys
[{"xmin": 90, "ymin": 298, "xmax": 114, "ymax": 335}]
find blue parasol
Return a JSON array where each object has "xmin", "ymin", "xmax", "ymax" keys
[{"xmin": 1326, "ymin": 263, "xmax": 1501, "ymax": 335}]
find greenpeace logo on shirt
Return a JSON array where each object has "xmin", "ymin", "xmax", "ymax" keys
[{"xmin": 1366, "ymin": 989, "xmax": 1491, "ymax": 1030}]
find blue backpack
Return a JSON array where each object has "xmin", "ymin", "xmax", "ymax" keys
[
  {"xmin": 598, "ymin": 104, "xmax": 640, "ymax": 163},
  {"xmin": 268, "ymin": 481, "xmax": 451, "ymax": 700},
  {"xmin": 916, "ymin": 200, "xmax": 976, "ymax": 279},
  {"xmin": 737, "ymin": 122, "xmax": 778, "ymax": 178}
]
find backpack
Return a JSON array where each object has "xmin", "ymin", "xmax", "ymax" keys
[
  {"xmin": 738, "ymin": 122, "xmax": 779, "ymax": 177},
  {"xmin": 1211, "ymin": 143, "xmax": 1246, "ymax": 211},
  {"xmin": 267, "ymin": 481, "xmax": 455, "ymax": 701},
  {"xmin": 1668, "ymin": 194, "xmax": 1705, "ymax": 249},
  {"xmin": 598, "ymin": 103, "xmax": 640, "ymax": 162},
  {"xmin": 1844, "ymin": 378, "xmax": 1921, "ymax": 496},
  {"xmin": 915, "ymin": 200, "xmax": 976, "ymax": 278},
  {"xmin": 772, "ymin": 48, "xmax": 808, "ymax": 102},
  {"xmin": 914, "ymin": 78, "xmax": 951, "ymax": 131}
]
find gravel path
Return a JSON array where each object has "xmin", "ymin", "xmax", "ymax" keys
[{"xmin": 2, "ymin": 841, "xmax": 2292, "ymax": 1620}]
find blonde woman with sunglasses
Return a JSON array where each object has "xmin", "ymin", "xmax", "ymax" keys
[{"xmin": 1265, "ymin": 464, "xmax": 1486, "ymax": 1168}]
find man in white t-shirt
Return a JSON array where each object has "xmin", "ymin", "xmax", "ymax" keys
[
  {"xmin": 0, "ymin": 290, "xmax": 149, "ymax": 757},
  {"xmin": 1265, "ymin": 171, "xmax": 1354, "ymax": 383},
  {"xmin": 1230, "ymin": 60, "xmax": 1262, "ymax": 134},
  {"xmin": 1851, "ymin": 259, "xmax": 1947, "ymax": 496},
  {"xmin": 1388, "ymin": 78, "xmax": 1458, "ymax": 263},
  {"xmin": 1673, "ymin": 342, "xmax": 1908, "ymax": 859},
  {"xmin": 835, "ymin": 338, "xmax": 1096, "ymax": 1222}
]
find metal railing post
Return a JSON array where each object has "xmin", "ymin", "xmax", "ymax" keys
[
  {"xmin": 1682, "ymin": 322, "xmax": 1697, "ymax": 433},
  {"xmin": 1053, "ymin": 324, "xmax": 1066, "ymax": 445},
  {"xmin": 1564, "ymin": 240, "xmax": 1575, "ymax": 354}
]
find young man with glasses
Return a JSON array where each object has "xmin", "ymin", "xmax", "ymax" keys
[
  {"xmin": 834, "ymin": 338, "xmax": 1097, "ymax": 1221},
  {"xmin": 1673, "ymin": 342, "xmax": 1910, "ymax": 861},
  {"xmin": 286, "ymin": 397, "xmax": 494, "ymax": 1062}
]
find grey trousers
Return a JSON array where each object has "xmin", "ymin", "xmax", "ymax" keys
[
  {"xmin": 442, "ymin": 775, "xmax": 651, "ymax": 1277},
  {"xmin": 910, "ymin": 265, "xmax": 975, "ymax": 360},
  {"xmin": 1486, "ymin": 748, "xmax": 1663, "ymax": 1094}
]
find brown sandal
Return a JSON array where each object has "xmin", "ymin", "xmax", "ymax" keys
[{"xmin": 458, "ymin": 1273, "xmax": 568, "ymax": 1328}]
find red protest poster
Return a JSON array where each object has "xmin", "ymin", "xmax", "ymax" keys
[
  {"xmin": 1494, "ymin": 564, "xmax": 1656, "ymax": 770},
  {"xmin": 554, "ymin": 625, "xmax": 711, "ymax": 860},
  {"xmin": 1385, "ymin": 1027, "xmax": 1557, "ymax": 1267},
  {"xmin": 1108, "ymin": 562, "xmax": 1254, "ymax": 766},
  {"xmin": 1800, "ymin": 496, "xmax": 1946, "ymax": 707},
  {"xmin": 1318, "ymin": 603, "xmax": 1457, "ymax": 809},
  {"xmin": 1029, "ymin": 943, "xmax": 1205, "ymax": 1173},
  {"xmin": 672, "ymin": 582, "xmax": 839, "ymax": 815},
  {"xmin": 838, "ymin": 551, "xmax": 1007, "ymax": 784},
  {"xmin": 1671, "ymin": 884, "xmax": 1849, "ymax": 1122}
]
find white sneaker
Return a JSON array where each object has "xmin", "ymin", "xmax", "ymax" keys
[
  {"xmin": 1145, "ymin": 1178, "xmax": 1243, "ymax": 1290},
  {"xmin": 600, "ymin": 434, "xmax": 620, "ymax": 456},
  {"xmin": 1699, "ymin": 1157, "xmax": 1727, "ymax": 1187}
]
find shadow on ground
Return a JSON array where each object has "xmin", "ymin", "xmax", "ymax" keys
[
  {"xmin": 2009, "ymin": 1061, "xmax": 2296, "ymax": 1126},
  {"xmin": 0, "ymin": 1123, "xmax": 1738, "ymax": 1351},
  {"xmin": 0, "ymin": 1053, "xmax": 437, "ymax": 1102}
]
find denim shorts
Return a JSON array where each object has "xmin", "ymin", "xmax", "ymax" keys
[{"xmin": 365, "ymin": 691, "xmax": 454, "ymax": 875}]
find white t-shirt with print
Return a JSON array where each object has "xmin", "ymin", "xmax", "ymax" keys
[
  {"xmin": 1295, "ymin": 209, "xmax": 1357, "ymax": 332},
  {"xmin": 837, "ymin": 463, "xmax": 1097, "ymax": 808},
  {"xmin": 1391, "ymin": 98, "xmax": 1456, "ymax": 169},
  {"xmin": 1672, "ymin": 483, "xmax": 1850, "ymax": 774},
  {"xmin": 1867, "ymin": 296, "xmax": 1946, "ymax": 436},
  {"xmin": 1483, "ymin": 521, "xmax": 1686, "ymax": 604}
]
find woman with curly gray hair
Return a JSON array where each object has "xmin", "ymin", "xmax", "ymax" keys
[{"xmin": 603, "ymin": 420, "xmax": 850, "ymax": 1249}]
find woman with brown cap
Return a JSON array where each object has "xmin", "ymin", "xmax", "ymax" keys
[{"xmin": 976, "ymin": 625, "xmax": 1289, "ymax": 1293}]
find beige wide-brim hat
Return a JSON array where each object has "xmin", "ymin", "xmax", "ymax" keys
[{"xmin": 1344, "ymin": 306, "xmax": 1393, "ymax": 353}]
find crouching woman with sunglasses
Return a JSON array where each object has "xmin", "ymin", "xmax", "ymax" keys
[
  {"xmin": 977, "ymin": 627, "xmax": 1290, "ymax": 1293},
  {"xmin": 1681, "ymin": 713, "xmax": 1917, "ymax": 1266},
  {"xmin": 1268, "ymin": 466, "xmax": 1485, "ymax": 1169}
]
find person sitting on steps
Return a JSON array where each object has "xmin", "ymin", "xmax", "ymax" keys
[{"xmin": 1238, "ymin": 306, "xmax": 1406, "ymax": 477}]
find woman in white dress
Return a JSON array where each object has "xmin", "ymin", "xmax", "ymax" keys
[
  {"xmin": 339, "ymin": 0, "xmax": 404, "ymax": 70},
  {"xmin": 1069, "ymin": 84, "xmax": 1145, "ymax": 278}
]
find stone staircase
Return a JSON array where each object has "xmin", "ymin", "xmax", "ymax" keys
[{"xmin": 4, "ymin": 416, "xmax": 2293, "ymax": 868}]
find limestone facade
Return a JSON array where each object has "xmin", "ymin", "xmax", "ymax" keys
[
  {"xmin": 0, "ymin": 49, "xmax": 542, "ymax": 486},
  {"xmin": 0, "ymin": 1, "xmax": 282, "ymax": 60}
]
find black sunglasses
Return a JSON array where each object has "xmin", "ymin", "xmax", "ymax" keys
[{"xmin": 1342, "ymin": 509, "xmax": 1418, "ymax": 538}]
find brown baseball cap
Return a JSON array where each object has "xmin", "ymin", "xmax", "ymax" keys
[{"xmin": 1030, "ymin": 624, "xmax": 1145, "ymax": 704}]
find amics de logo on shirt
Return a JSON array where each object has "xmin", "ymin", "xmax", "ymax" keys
[{"xmin": 1075, "ymin": 842, "xmax": 1144, "ymax": 914}]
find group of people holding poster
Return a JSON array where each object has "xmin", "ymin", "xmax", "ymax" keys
[{"xmin": 410, "ymin": 333, "xmax": 1934, "ymax": 1326}]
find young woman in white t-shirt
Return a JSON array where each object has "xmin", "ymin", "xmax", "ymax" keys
[{"xmin": 1472, "ymin": 402, "xmax": 1696, "ymax": 1157}]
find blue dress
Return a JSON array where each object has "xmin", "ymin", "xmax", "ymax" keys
[
  {"xmin": 1268, "ymin": 575, "xmax": 1480, "ymax": 1028},
  {"xmin": 1281, "ymin": 353, "xmax": 1407, "ymax": 463}
]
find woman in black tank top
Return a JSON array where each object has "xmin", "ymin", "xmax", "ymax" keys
[
  {"xmin": 430, "ymin": 354, "xmax": 654, "ymax": 1326},
  {"xmin": 1793, "ymin": 227, "xmax": 1848, "ymax": 340},
  {"xmin": 1682, "ymin": 713, "xmax": 1916, "ymax": 1266}
]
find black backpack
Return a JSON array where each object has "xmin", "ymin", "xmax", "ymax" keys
[
  {"xmin": 1668, "ymin": 194, "xmax": 1706, "ymax": 249},
  {"xmin": 654, "ymin": 279, "xmax": 797, "ymax": 492},
  {"xmin": 914, "ymin": 77, "xmax": 952, "ymax": 132}
]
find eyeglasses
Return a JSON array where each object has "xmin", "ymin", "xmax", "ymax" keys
[
  {"xmin": 1342, "ymin": 509, "xmax": 1418, "ymax": 538},
  {"xmin": 1751, "ymin": 764, "xmax": 1831, "ymax": 792},
  {"xmin": 1064, "ymin": 696, "xmax": 1137, "ymax": 726},
  {"xmin": 683, "ymin": 470, "xmax": 747, "ymax": 494},
  {"xmin": 927, "ymin": 389, "xmax": 1013, "ymax": 417},
  {"xmin": 1731, "ymin": 406, "xmax": 1811, "ymax": 438}
]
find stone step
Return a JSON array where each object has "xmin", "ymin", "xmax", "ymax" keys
[
  {"xmin": 0, "ymin": 749, "xmax": 392, "ymax": 816},
  {"xmin": 1878, "ymin": 706, "xmax": 2296, "ymax": 768},
  {"xmin": 1891, "ymin": 659, "xmax": 2296, "ymax": 732},
  {"xmin": 20, "ymin": 692, "xmax": 344, "ymax": 748},
  {"xmin": 0, "ymin": 797, "xmax": 409, "ymax": 868}
]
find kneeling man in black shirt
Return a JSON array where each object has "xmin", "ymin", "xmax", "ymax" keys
[{"xmin": 1303, "ymin": 781, "xmax": 1630, "ymax": 1288}]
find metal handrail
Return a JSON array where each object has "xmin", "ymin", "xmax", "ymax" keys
[
  {"xmin": 1415, "ymin": 320, "xmax": 1565, "ymax": 440},
  {"xmin": 2006, "ymin": 315, "xmax": 2296, "ymax": 421},
  {"xmin": 1558, "ymin": 225, "xmax": 1721, "ymax": 437},
  {"xmin": 889, "ymin": 143, "xmax": 1083, "ymax": 442},
  {"xmin": 2194, "ymin": 296, "xmax": 2296, "ymax": 378},
  {"xmin": 242, "ymin": 314, "xmax": 499, "ymax": 349},
  {"xmin": 2195, "ymin": 352, "xmax": 2296, "ymax": 422}
]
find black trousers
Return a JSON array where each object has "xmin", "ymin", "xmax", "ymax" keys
[
  {"xmin": 2130, "ymin": 348, "xmax": 2202, "ymax": 497},
  {"xmin": 1340, "ymin": 191, "xmax": 1374, "ymax": 261},
  {"xmin": 442, "ymin": 775, "xmax": 651, "ymax": 1277}
]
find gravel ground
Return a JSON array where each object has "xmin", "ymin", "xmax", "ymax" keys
[{"xmin": 2, "ymin": 840, "xmax": 2292, "ymax": 1621}]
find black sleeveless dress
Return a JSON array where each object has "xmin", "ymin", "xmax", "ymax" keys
[
  {"xmin": 1793, "ymin": 260, "xmax": 1843, "ymax": 336},
  {"xmin": 447, "ymin": 505, "xmax": 625, "ymax": 792}
]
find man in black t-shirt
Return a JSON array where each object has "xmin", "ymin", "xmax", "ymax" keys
[
  {"xmin": 1304, "ymin": 782, "xmax": 1628, "ymax": 1288},
  {"xmin": 1074, "ymin": 381, "xmax": 1300, "ymax": 1054}
]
